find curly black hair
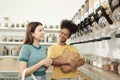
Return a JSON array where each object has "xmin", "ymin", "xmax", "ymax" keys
[{"xmin": 60, "ymin": 19, "xmax": 77, "ymax": 37}]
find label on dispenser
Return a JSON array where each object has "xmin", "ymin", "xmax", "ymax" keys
[
  {"xmin": 94, "ymin": 1, "xmax": 100, "ymax": 10},
  {"xmin": 84, "ymin": 12, "xmax": 89, "ymax": 19},
  {"xmin": 81, "ymin": 16, "xmax": 84, "ymax": 21},
  {"xmin": 89, "ymin": 8, "xmax": 94, "ymax": 15},
  {"xmin": 101, "ymin": 0, "xmax": 106, "ymax": 3}
]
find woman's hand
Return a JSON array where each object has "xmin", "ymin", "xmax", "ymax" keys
[
  {"xmin": 68, "ymin": 59, "xmax": 78, "ymax": 69},
  {"xmin": 40, "ymin": 58, "xmax": 52, "ymax": 67}
]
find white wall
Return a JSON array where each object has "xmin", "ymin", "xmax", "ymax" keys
[{"xmin": 0, "ymin": 0, "xmax": 84, "ymax": 25}]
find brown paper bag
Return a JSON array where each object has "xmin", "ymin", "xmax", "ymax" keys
[{"xmin": 56, "ymin": 48, "xmax": 81, "ymax": 73}]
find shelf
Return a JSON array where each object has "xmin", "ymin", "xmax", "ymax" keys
[
  {"xmin": 0, "ymin": 66, "xmax": 53, "ymax": 73},
  {"xmin": 0, "ymin": 42, "xmax": 57, "ymax": 45},
  {"xmin": 0, "ymin": 42, "xmax": 22, "ymax": 45},
  {"xmin": 44, "ymin": 28, "xmax": 60, "ymax": 32},
  {"xmin": 0, "ymin": 70, "xmax": 19, "ymax": 73},
  {"xmin": 82, "ymin": 64, "xmax": 120, "ymax": 80},
  {"xmin": 0, "ymin": 27, "xmax": 60, "ymax": 32},
  {"xmin": 0, "ymin": 56, "xmax": 19, "ymax": 58},
  {"xmin": 40, "ymin": 42, "xmax": 57, "ymax": 45},
  {"xmin": 0, "ymin": 27, "xmax": 25, "ymax": 31}
]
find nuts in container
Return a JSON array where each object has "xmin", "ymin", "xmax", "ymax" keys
[
  {"xmin": 102, "ymin": 58, "xmax": 110, "ymax": 71},
  {"xmin": 16, "ymin": 23, "xmax": 20, "ymax": 28},
  {"xmin": 118, "ymin": 60, "xmax": 120, "ymax": 75},
  {"xmin": 0, "ymin": 46, "xmax": 8, "ymax": 56},
  {"xmin": 11, "ymin": 46, "xmax": 20, "ymax": 56},
  {"xmin": 19, "ymin": 35, "xmax": 24, "ymax": 42},
  {"xmin": 2, "ymin": 35, "xmax": 7, "ymax": 42},
  {"xmin": 4, "ymin": 17, "xmax": 10, "ymax": 27},
  {"xmin": 46, "ymin": 34, "xmax": 57, "ymax": 43},
  {"xmin": 8, "ymin": 35, "xmax": 13, "ymax": 42},
  {"xmin": 14, "ymin": 36, "xmax": 20, "ymax": 42}
]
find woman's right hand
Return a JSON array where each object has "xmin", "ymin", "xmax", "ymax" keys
[{"xmin": 40, "ymin": 58, "xmax": 52, "ymax": 67}]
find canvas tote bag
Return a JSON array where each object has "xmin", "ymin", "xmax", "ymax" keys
[{"xmin": 22, "ymin": 68, "xmax": 37, "ymax": 80}]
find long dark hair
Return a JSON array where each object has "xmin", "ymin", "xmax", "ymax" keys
[{"xmin": 23, "ymin": 22, "xmax": 42, "ymax": 45}]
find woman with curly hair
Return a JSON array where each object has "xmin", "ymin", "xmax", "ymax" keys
[{"xmin": 47, "ymin": 19, "xmax": 85, "ymax": 80}]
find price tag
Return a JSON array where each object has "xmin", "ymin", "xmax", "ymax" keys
[{"xmin": 89, "ymin": 8, "xmax": 94, "ymax": 15}]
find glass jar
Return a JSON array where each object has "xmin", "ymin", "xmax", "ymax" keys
[
  {"xmin": 78, "ymin": 9, "xmax": 81, "ymax": 20},
  {"xmin": 0, "ymin": 22, "xmax": 1, "ymax": 27},
  {"xmin": 0, "ymin": 46, "xmax": 8, "ymax": 56},
  {"xmin": 110, "ymin": 60, "xmax": 119, "ymax": 74},
  {"xmin": 11, "ymin": 47, "xmax": 19, "ymax": 56},
  {"xmin": 44, "ymin": 24, "xmax": 47, "ymax": 29},
  {"xmin": 21, "ymin": 23, "xmax": 25, "ymax": 28},
  {"xmin": 112, "ymin": 1, "xmax": 120, "ymax": 22},
  {"xmin": 85, "ymin": 0, "xmax": 89, "ymax": 13},
  {"xmin": 19, "ymin": 35, "xmax": 24, "ymax": 42},
  {"xmin": 14, "ymin": 36, "xmax": 19, "ymax": 42},
  {"xmin": 90, "ymin": 54, "xmax": 94, "ymax": 65},
  {"xmin": 0, "ymin": 47, "xmax": 3, "ymax": 56},
  {"xmin": 16, "ymin": 23, "xmax": 20, "ymax": 28},
  {"xmin": 93, "ymin": 55, "xmax": 98, "ymax": 67},
  {"xmin": 52, "ymin": 34, "xmax": 57, "ymax": 43},
  {"xmin": 102, "ymin": 58, "xmax": 110, "ymax": 71},
  {"xmin": 97, "ymin": 56, "xmax": 103, "ymax": 68},
  {"xmin": 89, "ymin": 0, "xmax": 94, "ymax": 15},
  {"xmin": 101, "ymin": 0, "xmax": 109, "ymax": 10},
  {"xmin": 47, "ymin": 34, "xmax": 52, "ymax": 43},
  {"xmin": 49, "ymin": 25, "xmax": 53, "ymax": 29},
  {"xmin": 8, "ymin": 35, "xmax": 13, "ymax": 42},
  {"xmin": 2, "ymin": 35, "xmax": 7, "ymax": 42},
  {"xmin": 55, "ymin": 25, "xmax": 59, "ymax": 29},
  {"xmin": 118, "ymin": 60, "xmax": 120, "ymax": 75},
  {"xmin": 81, "ymin": 5, "xmax": 85, "ymax": 21},
  {"xmin": 3, "ymin": 17, "xmax": 10, "ymax": 27},
  {"xmin": 86, "ymin": 55, "xmax": 91, "ymax": 64}
]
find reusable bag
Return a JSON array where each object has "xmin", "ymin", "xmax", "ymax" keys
[
  {"xmin": 22, "ymin": 68, "xmax": 37, "ymax": 80},
  {"xmin": 56, "ymin": 48, "xmax": 81, "ymax": 73}
]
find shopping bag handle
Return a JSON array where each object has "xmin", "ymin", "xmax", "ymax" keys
[{"xmin": 22, "ymin": 68, "xmax": 37, "ymax": 80}]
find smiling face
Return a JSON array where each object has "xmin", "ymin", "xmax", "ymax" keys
[
  {"xmin": 32, "ymin": 25, "xmax": 44, "ymax": 42},
  {"xmin": 59, "ymin": 28, "xmax": 70, "ymax": 43}
]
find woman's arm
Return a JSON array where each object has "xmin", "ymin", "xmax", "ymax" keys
[
  {"xmin": 76, "ymin": 58, "xmax": 85, "ymax": 67},
  {"xmin": 52, "ymin": 56, "xmax": 69, "ymax": 66}
]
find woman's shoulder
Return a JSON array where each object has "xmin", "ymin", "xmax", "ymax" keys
[
  {"xmin": 22, "ymin": 44, "xmax": 31, "ymax": 47},
  {"xmin": 67, "ymin": 44, "xmax": 76, "ymax": 48},
  {"xmin": 20, "ymin": 44, "xmax": 33, "ymax": 50},
  {"xmin": 47, "ymin": 44, "xmax": 58, "ymax": 51},
  {"xmin": 67, "ymin": 44, "xmax": 78, "ymax": 51},
  {"xmin": 41, "ymin": 45, "xmax": 47, "ymax": 49}
]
